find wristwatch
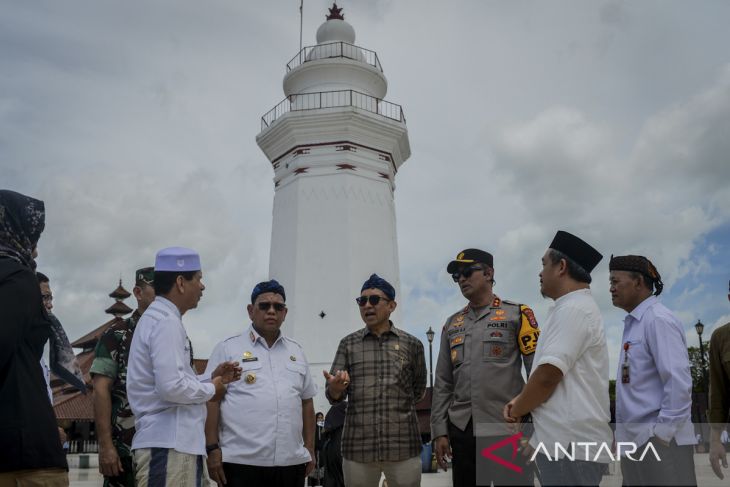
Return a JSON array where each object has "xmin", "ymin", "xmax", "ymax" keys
[{"xmin": 205, "ymin": 443, "xmax": 220, "ymax": 454}]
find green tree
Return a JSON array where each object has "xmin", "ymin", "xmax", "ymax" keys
[{"xmin": 687, "ymin": 345, "xmax": 709, "ymax": 392}]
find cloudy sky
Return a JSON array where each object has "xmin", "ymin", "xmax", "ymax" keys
[{"xmin": 2, "ymin": 0, "xmax": 729, "ymax": 378}]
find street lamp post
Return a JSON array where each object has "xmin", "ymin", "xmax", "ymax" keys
[
  {"xmin": 694, "ymin": 319, "xmax": 709, "ymax": 443},
  {"xmin": 695, "ymin": 320, "xmax": 708, "ymax": 391},
  {"xmin": 426, "ymin": 326, "xmax": 435, "ymax": 390}
]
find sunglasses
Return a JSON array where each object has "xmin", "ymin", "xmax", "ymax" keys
[
  {"xmin": 257, "ymin": 302, "xmax": 286, "ymax": 312},
  {"xmin": 451, "ymin": 265, "xmax": 485, "ymax": 282},
  {"xmin": 355, "ymin": 295, "xmax": 390, "ymax": 307}
]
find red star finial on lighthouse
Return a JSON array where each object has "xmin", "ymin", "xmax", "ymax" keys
[{"xmin": 326, "ymin": 3, "xmax": 344, "ymax": 20}]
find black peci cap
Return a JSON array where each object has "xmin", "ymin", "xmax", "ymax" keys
[{"xmin": 548, "ymin": 231, "xmax": 602, "ymax": 274}]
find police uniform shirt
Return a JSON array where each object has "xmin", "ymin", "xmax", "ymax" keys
[
  {"xmin": 615, "ymin": 295, "xmax": 695, "ymax": 448},
  {"xmin": 530, "ymin": 289, "xmax": 613, "ymax": 462},
  {"xmin": 431, "ymin": 296, "xmax": 540, "ymax": 438},
  {"xmin": 127, "ymin": 296, "xmax": 215, "ymax": 456},
  {"xmin": 204, "ymin": 324, "xmax": 317, "ymax": 467}
]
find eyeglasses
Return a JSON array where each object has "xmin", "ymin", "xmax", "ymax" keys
[
  {"xmin": 42, "ymin": 293, "xmax": 53, "ymax": 303},
  {"xmin": 451, "ymin": 265, "xmax": 485, "ymax": 282},
  {"xmin": 257, "ymin": 302, "xmax": 286, "ymax": 312},
  {"xmin": 356, "ymin": 295, "xmax": 390, "ymax": 307}
]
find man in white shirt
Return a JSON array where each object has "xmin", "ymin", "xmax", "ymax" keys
[
  {"xmin": 505, "ymin": 230, "xmax": 612, "ymax": 486},
  {"xmin": 609, "ymin": 254, "xmax": 696, "ymax": 486},
  {"xmin": 127, "ymin": 247, "xmax": 241, "ymax": 487},
  {"xmin": 204, "ymin": 280, "xmax": 317, "ymax": 487}
]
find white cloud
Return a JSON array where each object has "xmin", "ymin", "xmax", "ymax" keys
[{"xmin": 2, "ymin": 1, "xmax": 729, "ymax": 374}]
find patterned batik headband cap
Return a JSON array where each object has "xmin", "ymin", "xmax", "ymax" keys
[{"xmin": 609, "ymin": 254, "xmax": 664, "ymax": 296}]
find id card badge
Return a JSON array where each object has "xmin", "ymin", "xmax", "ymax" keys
[{"xmin": 621, "ymin": 341, "xmax": 631, "ymax": 383}]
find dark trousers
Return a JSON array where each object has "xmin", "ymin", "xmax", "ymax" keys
[
  {"xmin": 448, "ymin": 419, "xmax": 533, "ymax": 487},
  {"xmin": 535, "ymin": 455, "xmax": 604, "ymax": 486},
  {"xmin": 620, "ymin": 439, "xmax": 697, "ymax": 487},
  {"xmin": 321, "ymin": 428, "xmax": 344, "ymax": 487},
  {"xmin": 222, "ymin": 462, "xmax": 306, "ymax": 487}
]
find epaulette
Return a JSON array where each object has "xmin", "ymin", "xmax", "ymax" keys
[
  {"xmin": 282, "ymin": 335, "xmax": 304, "ymax": 349},
  {"xmin": 501, "ymin": 299, "xmax": 521, "ymax": 307},
  {"xmin": 223, "ymin": 333, "xmax": 244, "ymax": 343}
]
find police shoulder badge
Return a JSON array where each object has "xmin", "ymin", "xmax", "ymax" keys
[{"xmin": 518, "ymin": 305, "xmax": 540, "ymax": 355}]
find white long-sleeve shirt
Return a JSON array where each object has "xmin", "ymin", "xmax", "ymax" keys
[
  {"xmin": 615, "ymin": 295, "xmax": 696, "ymax": 447},
  {"xmin": 127, "ymin": 296, "xmax": 215, "ymax": 455}
]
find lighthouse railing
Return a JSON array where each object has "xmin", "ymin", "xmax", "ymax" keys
[
  {"xmin": 286, "ymin": 42, "xmax": 382, "ymax": 72},
  {"xmin": 261, "ymin": 89, "xmax": 405, "ymax": 130}
]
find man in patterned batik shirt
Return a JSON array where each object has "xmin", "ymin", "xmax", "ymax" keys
[{"xmin": 91, "ymin": 267, "xmax": 155, "ymax": 487}]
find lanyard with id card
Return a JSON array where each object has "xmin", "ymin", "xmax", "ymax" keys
[{"xmin": 621, "ymin": 341, "xmax": 631, "ymax": 383}]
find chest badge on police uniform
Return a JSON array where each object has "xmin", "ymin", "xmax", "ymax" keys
[
  {"xmin": 245, "ymin": 373, "xmax": 256, "ymax": 384},
  {"xmin": 453, "ymin": 314, "xmax": 465, "ymax": 327}
]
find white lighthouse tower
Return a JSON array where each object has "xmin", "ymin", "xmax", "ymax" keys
[{"xmin": 256, "ymin": 3, "xmax": 410, "ymax": 411}]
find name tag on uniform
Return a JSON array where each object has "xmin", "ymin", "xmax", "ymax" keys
[
  {"xmin": 242, "ymin": 351, "xmax": 258, "ymax": 362},
  {"xmin": 450, "ymin": 336, "xmax": 464, "ymax": 346}
]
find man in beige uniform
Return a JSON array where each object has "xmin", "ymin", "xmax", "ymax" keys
[{"xmin": 432, "ymin": 249, "xmax": 540, "ymax": 487}]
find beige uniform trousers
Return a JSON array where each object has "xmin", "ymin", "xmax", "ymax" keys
[{"xmin": 0, "ymin": 468, "xmax": 69, "ymax": 487}]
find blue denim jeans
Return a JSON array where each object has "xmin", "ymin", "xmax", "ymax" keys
[{"xmin": 535, "ymin": 455, "xmax": 604, "ymax": 486}]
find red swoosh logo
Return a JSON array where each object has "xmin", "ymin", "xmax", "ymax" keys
[{"xmin": 480, "ymin": 432, "xmax": 524, "ymax": 474}]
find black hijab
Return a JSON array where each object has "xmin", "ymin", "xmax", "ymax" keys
[{"xmin": 0, "ymin": 189, "xmax": 45, "ymax": 269}]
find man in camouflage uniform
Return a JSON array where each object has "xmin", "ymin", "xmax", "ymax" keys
[
  {"xmin": 91, "ymin": 267, "xmax": 155, "ymax": 487},
  {"xmin": 431, "ymin": 249, "xmax": 540, "ymax": 487}
]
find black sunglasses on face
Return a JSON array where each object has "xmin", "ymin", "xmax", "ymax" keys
[
  {"xmin": 355, "ymin": 295, "xmax": 390, "ymax": 307},
  {"xmin": 451, "ymin": 265, "xmax": 485, "ymax": 282},
  {"xmin": 257, "ymin": 302, "xmax": 286, "ymax": 312}
]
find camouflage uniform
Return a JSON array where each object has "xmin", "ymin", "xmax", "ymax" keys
[{"xmin": 90, "ymin": 310, "xmax": 140, "ymax": 487}]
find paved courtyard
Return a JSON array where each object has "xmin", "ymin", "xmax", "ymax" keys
[{"xmin": 69, "ymin": 453, "xmax": 726, "ymax": 486}]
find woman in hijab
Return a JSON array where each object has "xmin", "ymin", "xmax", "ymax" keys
[{"xmin": 0, "ymin": 189, "xmax": 68, "ymax": 485}]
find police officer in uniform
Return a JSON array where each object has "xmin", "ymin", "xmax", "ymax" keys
[{"xmin": 431, "ymin": 249, "xmax": 540, "ymax": 487}]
